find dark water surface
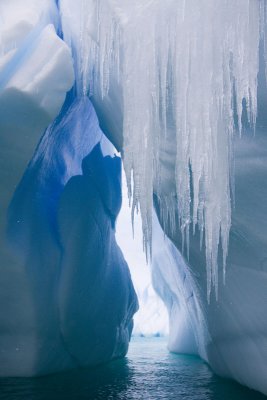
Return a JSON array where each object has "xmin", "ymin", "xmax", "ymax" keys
[{"xmin": 0, "ymin": 337, "xmax": 266, "ymax": 400}]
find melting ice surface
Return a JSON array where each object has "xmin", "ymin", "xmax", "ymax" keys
[
  {"xmin": 60, "ymin": 0, "xmax": 267, "ymax": 298},
  {"xmin": 59, "ymin": 0, "xmax": 267, "ymax": 395}
]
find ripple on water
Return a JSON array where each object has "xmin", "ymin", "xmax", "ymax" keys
[{"xmin": 0, "ymin": 337, "xmax": 266, "ymax": 400}]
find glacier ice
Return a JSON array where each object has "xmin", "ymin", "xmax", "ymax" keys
[
  {"xmin": 1, "ymin": 0, "xmax": 267, "ymax": 397},
  {"xmin": 62, "ymin": 0, "xmax": 265, "ymax": 298},
  {"xmin": 152, "ymin": 212, "xmax": 209, "ymax": 358},
  {"xmin": 0, "ymin": 93, "xmax": 138, "ymax": 375},
  {"xmin": 58, "ymin": 0, "xmax": 267, "ymax": 395},
  {"xmin": 153, "ymin": 120, "xmax": 267, "ymax": 393},
  {"xmin": 0, "ymin": 2, "xmax": 137, "ymax": 376},
  {"xmin": 0, "ymin": 0, "xmax": 73, "ymax": 214}
]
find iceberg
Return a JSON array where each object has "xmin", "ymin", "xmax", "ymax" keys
[
  {"xmin": 0, "ymin": 1, "xmax": 137, "ymax": 376},
  {"xmin": 0, "ymin": 0, "xmax": 267, "ymax": 396}
]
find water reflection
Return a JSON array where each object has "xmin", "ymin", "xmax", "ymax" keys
[
  {"xmin": 0, "ymin": 338, "xmax": 265, "ymax": 400},
  {"xmin": 0, "ymin": 359, "xmax": 132, "ymax": 400}
]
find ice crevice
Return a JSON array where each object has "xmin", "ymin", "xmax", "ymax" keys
[{"xmin": 60, "ymin": 0, "xmax": 267, "ymax": 299}]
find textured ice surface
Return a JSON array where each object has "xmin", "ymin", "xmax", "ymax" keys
[
  {"xmin": 61, "ymin": 0, "xmax": 266, "ymax": 297},
  {"xmin": 0, "ymin": 94, "xmax": 138, "ymax": 376},
  {"xmin": 0, "ymin": 2, "xmax": 137, "ymax": 376},
  {"xmin": 0, "ymin": 0, "xmax": 73, "ymax": 214},
  {"xmin": 58, "ymin": 0, "xmax": 267, "ymax": 395},
  {"xmin": 1, "ymin": 0, "xmax": 267, "ymax": 396},
  {"xmin": 153, "ymin": 123, "xmax": 267, "ymax": 394},
  {"xmin": 152, "ymin": 213, "xmax": 209, "ymax": 358}
]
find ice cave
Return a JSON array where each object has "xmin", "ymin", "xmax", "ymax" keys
[{"xmin": 0, "ymin": 1, "xmax": 267, "ymax": 399}]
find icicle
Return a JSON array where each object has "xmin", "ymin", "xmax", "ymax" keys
[{"xmin": 60, "ymin": 0, "xmax": 264, "ymax": 298}]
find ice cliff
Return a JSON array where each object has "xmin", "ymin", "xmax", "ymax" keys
[{"xmin": 1, "ymin": 0, "xmax": 267, "ymax": 396}]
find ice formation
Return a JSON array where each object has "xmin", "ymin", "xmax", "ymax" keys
[
  {"xmin": 0, "ymin": 0, "xmax": 137, "ymax": 376},
  {"xmin": 152, "ymin": 212, "xmax": 209, "ymax": 358},
  {"xmin": 153, "ymin": 116, "xmax": 267, "ymax": 394},
  {"xmin": 1, "ymin": 0, "xmax": 267, "ymax": 396},
  {"xmin": 58, "ymin": 0, "xmax": 267, "ymax": 394},
  {"xmin": 60, "ymin": 0, "xmax": 266, "ymax": 298}
]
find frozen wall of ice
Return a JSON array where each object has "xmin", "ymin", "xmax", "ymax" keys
[
  {"xmin": 153, "ymin": 114, "xmax": 267, "ymax": 395},
  {"xmin": 0, "ymin": 0, "xmax": 73, "ymax": 214},
  {"xmin": 0, "ymin": 1, "xmax": 137, "ymax": 376}
]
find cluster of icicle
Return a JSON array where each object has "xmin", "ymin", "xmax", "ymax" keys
[{"xmin": 60, "ymin": 0, "xmax": 266, "ymax": 299}]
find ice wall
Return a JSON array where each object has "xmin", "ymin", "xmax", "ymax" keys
[
  {"xmin": 0, "ymin": 0, "xmax": 73, "ymax": 212},
  {"xmin": 153, "ymin": 115, "xmax": 267, "ymax": 394},
  {"xmin": 0, "ymin": 1, "xmax": 138, "ymax": 376},
  {"xmin": 152, "ymin": 212, "xmax": 209, "ymax": 358}
]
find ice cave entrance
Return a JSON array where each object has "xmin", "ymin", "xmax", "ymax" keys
[{"xmin": 116, "ymin": 172, "xmax": 169, "ymax": 338}]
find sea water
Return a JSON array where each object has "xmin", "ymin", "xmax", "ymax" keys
[{"xmin": 0, "ymin": 337, "xmax": 265, "ymax": 400}]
